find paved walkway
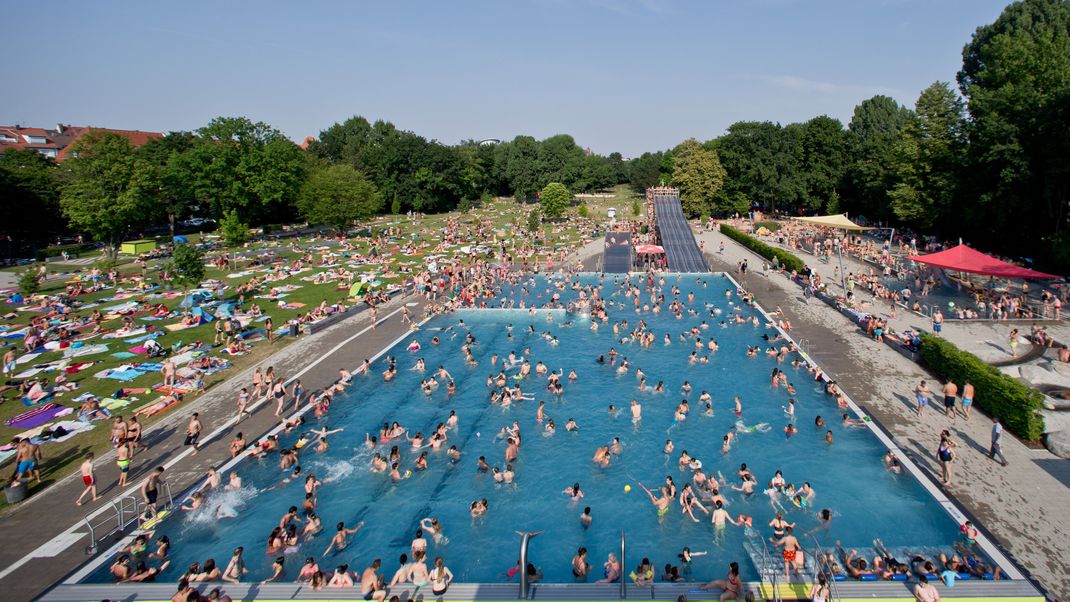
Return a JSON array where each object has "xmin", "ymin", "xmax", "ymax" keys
[
  {"xmin": 0, "ymin": 292, "xmax": 426, "ymax": 601},
  {"xmin": 697, "ymin": 227, "xmax": 1069, "ymax": 600}
]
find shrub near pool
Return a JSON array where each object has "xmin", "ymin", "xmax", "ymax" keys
[
  {"xmin": 918, "ymin": 333, "xmax": 1045, "ymax": 440},
  {"xmin": 719, "ymin": 224, "xmax": 805, "ymax": 273}
]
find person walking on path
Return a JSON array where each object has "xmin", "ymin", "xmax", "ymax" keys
[
  {"xmin": 960, "ymin": 380, "xmax": 974, "ymax": 420},
  {"xmin": 185, "ymin": 413, "xmax": 203, "ymax": 454},
  {"xmin": 75, "ymin": 453, "xmax": 97, "ymax": 506},
  {"xmin": 914, "ymin": 380, "xmax": 931, "ymax": 416},
  {"xmin": 989, "ymin": 417, "xmax": 1009, "ymax": 467}
]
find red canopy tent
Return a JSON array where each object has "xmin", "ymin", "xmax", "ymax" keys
[
  {"xmin": 635, "ymin": 244, "xmax": 665, "ymax": 255},
  {"xmin": 908, "ymin": 244, "xmax": 1060, "ymax": 279}
]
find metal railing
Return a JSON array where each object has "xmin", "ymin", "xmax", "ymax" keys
[
  {"xmin": 758, "ymin": 535, "xmax": 782, "ymax": 602},
  {"xmin": 811, "ymin": 536, "xmax": 840, "ymax": 602},
  {"xmin": 516, "ymin": 530, "xmax": 541, "ymax": 599},
  {"xmin": 619, "ymin": 530, "xmax": 626, "ymax": 599},
  {"xmin": 83, "ymin": 494, "xmax": 140, "ymax": 555}
]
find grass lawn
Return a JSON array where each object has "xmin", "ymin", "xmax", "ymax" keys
[{"xmin": 0, "ymin": 197, "xmax": 604, "ymax": 507}]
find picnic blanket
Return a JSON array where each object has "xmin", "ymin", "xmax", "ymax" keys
[
  {"xmin": 126, "ymin": 331, "xmax": 165, "ymax": 344},
  {"xmin": 62, "ymin": 344, "xmax": 110, "ymax": 359},
  {"xmin": 100, "ymin": 397, "xmax": 133, "ymax": 410},
  {"xmin": 103, "ymin": 327, "xmax": 149, "ymax": 339},
  {"xmin": 6, "ymin": 402, "xmax": 64, "ymax": 429},
  {"xmin": 111, "ymin": 351, "xmax": 138, "ymax": 359},
  {"xmin": 15, "ymin": 352, "xmax": 41, "ymax": 365}
]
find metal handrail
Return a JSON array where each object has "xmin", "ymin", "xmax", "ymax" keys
[
  {"xmin": 758, "ymin": 535, "xmax": 782, "ymax": 602},
  {"xmin": 515, "ymin": 530, "xmax": 541, "ymax": 599},
  {"xmin": 619, "ymin": 530, "xmax": 626, "ymax": 599},
  {"xmin": 810, "ymin": 536, "xmax": 840, "ymax": 602}
]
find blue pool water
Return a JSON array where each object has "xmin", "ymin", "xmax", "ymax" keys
[{"xmin": 88, "ymin": 273, "xmax": 964, "ymax": 584}]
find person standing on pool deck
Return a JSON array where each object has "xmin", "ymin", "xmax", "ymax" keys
[
  {"xmin": 937, "ymin": 431, "xmax": 956, "ymax": 486},
  {"xmin": 141, "ymin": 466, "xmax": 165, "ymax": 518},
  {"xmin": 989, "ymin": 417, "xmax": 1009, "ymax": 466},
  {"xmin": 931, "ymin": 309, "xmax": 943, "ymax": 337},
  {"xmin": 185, "ymin": 413, "xmax": 202, "ymax": 454},
  {"xmin": 961, "ymin": 380, "xmax": 974, "ymax": 420},
  {"xmin": 75, "ymin": 452, "xmax": 97, "ymax": 506},
  {"xmin": 914, "ymin": 380, "xmax": 931, "ymax": 416},
  {"xmin": 941, "ymin": 380, "xmax": 958, "ymax": 419}
]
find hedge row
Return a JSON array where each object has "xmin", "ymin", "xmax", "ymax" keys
[
  {"xmin": 719, "ymin": 224, "xmax": 806, "ymax": 273},
  {"xmin": 35, "ymin": 243, "xmax": 92, "ymax": 260},
  {"xmin": 918, "ymin": 333, "xmax": 1045, "ymax": 440}
]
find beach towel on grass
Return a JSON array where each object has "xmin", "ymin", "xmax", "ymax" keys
[
  {"xmin": 96, "ymin": 368, "xmax": 142, "ymax": 382},
  {"xmin": 63, "ymin": 344, "xmax": 109, "ymax": 359},
  {"xmin": 15, "ymin": 352, "xmax": 41, "ymax": 365},
  {"xmin": 103, "ymin": 327, "xmax": 148, "ymax": 339},
  {"xmin": 126, "ymin": 332, "xmax": 165, "ymax": 344},
  {"xmin": 100, "ymin": 397, "xmax": 133, "ymax": 410},
  {"xmin": 164, "ymin": 321, "xmax": 199, "ymax": 332},
  {"xmin": 14, "ymin": 367, "xmax": 45, "ymax": 379},
  {"xmin": 6, "ymin": 402, "xmax": 64, "ymax": 428},
  {"xmin": 111, "ymin": 351, "xmax": 138, "ymax": 359}
]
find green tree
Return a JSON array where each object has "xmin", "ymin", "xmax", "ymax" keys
[
  {"xmin": 219, "ymin": 209, "xmax": 249, "ymax": 247},
  {"xmin": 183, "ymin": 117, "xmax": 306, "ymax": 223},
  {"xmin": 714, "ymin": 122, "xmax": 801, "ymax": 213},
  {"xmin": 170, "ymin": 242, "xmax": 205, "ymax": 314},
  {"xmin": 577, "ymin": 203, "xmax": 589, "ymax": 218},
  {"xmin": 540, "ymin": 182, "xmax": 571, "ymax": 219},
  {"xmin": 59, "ymin": 131, "xmax": 158, "ymax": 256},
  {"xmin": 958, "ymin": 0, "xmax": 1070, "ymax": 268},
  {"xmin": 536, "ymin": 135, "xmax": 586, "ymax": 190},
  {"xmin": 628, "ymin": 151, "xmax": 664, "ymax": 193},
  {"xmin": 527, "ymin": 207, "xmax": 542, "ymax": 232},
  {"xmin": 0, "ymin": 150, "xmax": 62, "ymax": 239},
  {"xmin": 797, "ymin": 116, "xmax": 848, "ymax": 212},
  {"xmin": 843, "ymin": 96, "xmax": 913, "ymax": 220},
  {"xmin": 18, "ymin": 270, "xmax": 41, "ymax": 296},
  {"xmin": 672, "ymin": 139, "xmax": 726, "ymax": 218},
  {"xmin": 137, "ymin": 132, "xmax": 197, "ymax": 234},
  {"xmin": 299, "ymin": 164, "xmax": 382, "ymax": 232},
  {"xmin": 888, "ymin": 82, "xmax": 966, "ymax": 230}
]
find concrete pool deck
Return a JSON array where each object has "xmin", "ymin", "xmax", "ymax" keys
[
  {"xmin": 0, "ymin": 291, "xmax": 428, "ymax": 601},
  {"xmin": 697, "ymin": 227, "xmax": 1069, "ymax": 600}
]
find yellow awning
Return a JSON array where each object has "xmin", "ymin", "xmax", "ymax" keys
[{"xmin": 790, "ymin": 214, "xmax": 872, "ymax": 231}]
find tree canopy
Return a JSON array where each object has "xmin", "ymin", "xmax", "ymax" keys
[{"xmin": 299, "ymin": 163, "xmax": 382, "ymax": 232}]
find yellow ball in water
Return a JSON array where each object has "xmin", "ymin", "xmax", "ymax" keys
[{"xmin": 623, "ymin": 484, "xmax": 632, "ymax": 493}]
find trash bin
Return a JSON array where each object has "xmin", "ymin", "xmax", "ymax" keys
[{"xmin": 4, "ymin": 481, "xmax": 27, "ymax": 504}]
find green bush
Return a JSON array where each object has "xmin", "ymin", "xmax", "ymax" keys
[
  {"xmin": 35, "ymin": 243, "xmax": 87, "ymax": 260},
  {"xmin": 918, "ymin": 334, "xmax": 1045, "ymax": 440},
  {"xmin": 220, "ymin": 210, "xmax": 249, "ymax": 247},
  {"xmin": 18, "ymin": 270, "xmax": 40, "ymax": 296},
  {"xmin": 577, "ymin": 203, "xmax": 589, "ymax": 218},
  {"xmin": 755, "ymin": 220, "xmax": 781, "ymax": 232},
  {"xmin": 631, "ymin": 199, "xmax": 642, "ymax": 217},
  {"xmin": 719, "ymin": 224, "xmax": 805, "ymax": 272}
]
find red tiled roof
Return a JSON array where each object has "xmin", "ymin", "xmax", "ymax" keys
[
  {"xmin": 299, "ymin": 135, "xmax": 316, "ymax": 150},
  {"xmin": 55, "ymin": 126, "xmax": 163, "ymax": 161}
]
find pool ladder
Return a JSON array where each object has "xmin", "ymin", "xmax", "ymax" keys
[{"xmin": 81, "ymin": 481, "xmax": 174, "ymax": 555}]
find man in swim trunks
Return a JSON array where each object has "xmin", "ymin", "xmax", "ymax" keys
[
  {"xmin": 76, "ymin": 452, "xmax": 97, "ymax": 506},
  {"xmin": 941, "ymin": 380, "xmax": 958, "ymax": 419},
  {"xmin": 12, "ymin": 438, "xmax": 42, "ymax": 484},
  {"xmin": 185, "ymin": 413, "xmax": 202, "ymax": 454},
  {"xmin": 141, "ymin": 466, "xmax": 165, "ymax": 518},
  {"xmin": 961, "ymin": 380, "xmax": 974, "ymax": 420},
  {"xmin": 116, "ymin": 443, "xmax": 131, "ymax": 487},
  {"xmin": 914, "ymin": 380, "xmax": 931, "ymax": 416},
  {"xmin": 931, "ymin": 309, "xmax": 943, "ymax": 337},
  {"xmin": 360, "ymin": 559, "xmax": 387, "ymax": 600},
  {"xmin": 638, "ymin": 482, "xmax": 670, "ymax": 517},
  {"xmin": 770, "ymin": 526, "xmax": 803, "ymax": 580}
]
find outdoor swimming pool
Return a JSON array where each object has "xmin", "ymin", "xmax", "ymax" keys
[{"xmin": 85, "ymin": 273, "xmax": 968, "ymax": 584}]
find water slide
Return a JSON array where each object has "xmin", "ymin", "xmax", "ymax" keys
[{"xmin": 652, "ymin": 192, "xmax": 709, "ymax": 272}]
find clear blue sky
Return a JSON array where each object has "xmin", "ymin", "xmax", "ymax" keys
[{"xmin": 4, "ymin": 0, "xmax": 1010, "ymax": 157}]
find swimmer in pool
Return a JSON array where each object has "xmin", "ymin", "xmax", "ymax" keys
[{"xmin": 637, "ymin": 482, "xmax": 671, "ymax": 518}]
